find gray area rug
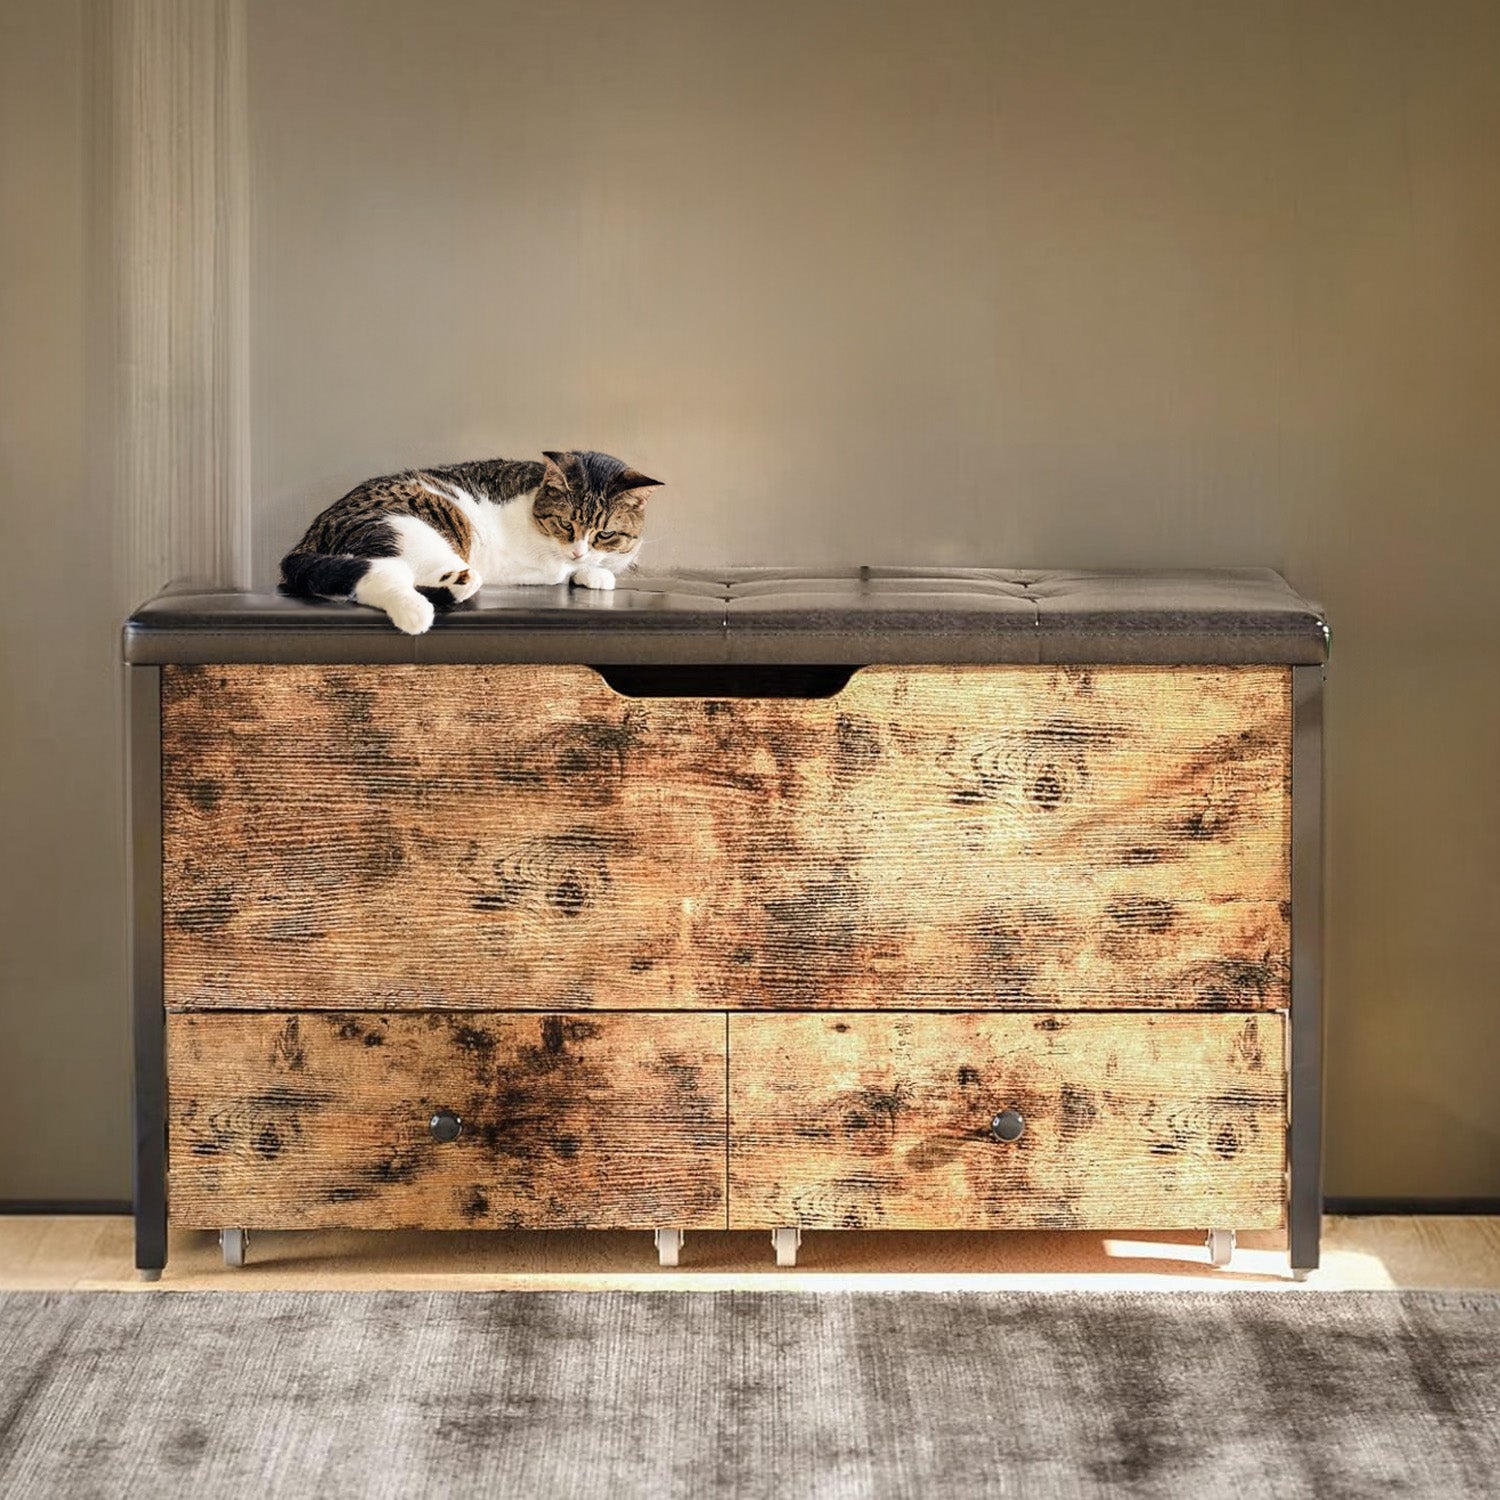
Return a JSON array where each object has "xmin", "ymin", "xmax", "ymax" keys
[{"xmin": 2, "ymin": 1291, "xmax": 1497, "ymax": 1499}]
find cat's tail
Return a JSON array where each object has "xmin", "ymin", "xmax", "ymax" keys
[{"xmin": 279, "ymin": 549, "xmax": 371, "ymax": 600}]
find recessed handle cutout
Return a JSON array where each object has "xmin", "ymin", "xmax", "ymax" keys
[{"xmin": 591, "ymin": 665, "xmax": 861, "ymax": 699}]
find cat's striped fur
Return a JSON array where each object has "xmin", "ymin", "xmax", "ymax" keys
[{"xmin": 280, "ymin": 451, "xmax": 661, "ymax": 634}]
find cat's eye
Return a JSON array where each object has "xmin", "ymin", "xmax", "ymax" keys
[{"xmin": 596, "ymin": 531, "xmax": 617, "ymax": 543}]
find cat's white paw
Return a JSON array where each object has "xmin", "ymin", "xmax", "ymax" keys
[
  {"xmin": 387, "ymin": 591, "xmax": 436, "ymax": 635},
  {"xmin": 439, "ymin": 566, "xmax": 483, "ymax": 603},
  {"xmin": 571, "ymin": 565, "xmax": 616, "ymax": 591}
]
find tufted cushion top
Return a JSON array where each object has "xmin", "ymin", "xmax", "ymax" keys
[{"xmin": 123, "ymin": 567, "xmax": 1328, "ymax": 666}]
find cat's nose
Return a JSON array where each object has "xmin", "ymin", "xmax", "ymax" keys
[{"xmin": 568, "ymin": 542, "xmax": 588, "ymax": 559}]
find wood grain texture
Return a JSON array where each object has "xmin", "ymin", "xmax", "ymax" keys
[
  {"xmin": 728, "ymin": 1012, "xmax": 1287, "ymax": 1230},
  {"xmin": 162, "ymin": 663, "xmax": 1289, "ymax": 1011},
  {"xmin": 166, "ymin": 1011, "xmax": 727, "ymax": 1230}
]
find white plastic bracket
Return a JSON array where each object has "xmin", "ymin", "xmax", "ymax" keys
[
  {"xmin": 772, "ymin": 1226, "xmax": 802, "ymax": 1267},
  {"xmin": 654, "ymin": 1228, "xmax": 684, "ymax": 1267}
]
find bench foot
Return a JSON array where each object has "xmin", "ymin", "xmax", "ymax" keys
[
  {"xmin": 654, "ymin": 1229, "xmax": 684, "ymax": 1267},
  {"xmin": 1205, "ymin": 1228, "xmax": 1235, "ymax": 1268},
  {"xmin": 220, "ymin": 1228, "xmax": 249, "ymax": 1268},
  {"xmin": 772, "ymin": 1227, "xmax": 802, "ymax": 1268}
]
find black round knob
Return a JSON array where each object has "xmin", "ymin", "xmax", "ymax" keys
[
  {"xmin": 990, "ymin": 1108, "xmax": 1025, "ymax": 1143},
  {"xmin": 429, "ymin": 1109, "xmax": 463, "ymax": 1144}
]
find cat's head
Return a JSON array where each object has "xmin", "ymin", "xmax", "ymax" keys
[{"xmin": 532, "ymin": 451, "xmax": 662, "ymax": 563}]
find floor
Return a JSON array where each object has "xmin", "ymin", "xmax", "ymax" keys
[{"xmin": 1, "ymin": 1216, "xmax": 1497, "ymax": 1292}]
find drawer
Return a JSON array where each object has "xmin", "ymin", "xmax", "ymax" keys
[
  {"xmin": 728, "ymin": 1012, "xmax": 1286, "ymax": 1230},
  {"xmin": 167, "ymin": 1011, "xmax": 727, "ymax": 1230},
  {"xmin": 163, "ymin": 662, "xmax": 1288, "ymax": 1012}
]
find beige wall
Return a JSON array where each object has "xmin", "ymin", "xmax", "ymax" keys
[
  {"xmin": 0, "ymin": 0, "xmax": 131, "ymax": 1198},
  {"xmin": 250, "ymin": 0, "xmax": 1500, "ymax": 1197},
  {"xmin": 2, "ymin": 0, "xmax": 1496, "ymax": 1199}
]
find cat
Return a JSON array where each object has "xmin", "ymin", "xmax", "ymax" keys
[{"xmin": 279, "ymin": 450, "xmax": 662, "ymax": 635}]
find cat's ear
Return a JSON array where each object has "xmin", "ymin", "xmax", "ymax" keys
[
  {"xmin": 540, "ymin": 452, "xmax": 572, "ymax": 491},
  {"xmin": 609, "ymin": 468, "xmax": 664, "ymax": 500}
]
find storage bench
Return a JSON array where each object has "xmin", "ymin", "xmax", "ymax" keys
[{"xmin": 124, "ymin": 567, "xmax": 1327, "ymax": 1276}]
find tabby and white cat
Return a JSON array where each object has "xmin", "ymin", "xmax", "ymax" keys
[{"xmin": 279, "ymin": 450, "xmax": 661, "ymax": 635}]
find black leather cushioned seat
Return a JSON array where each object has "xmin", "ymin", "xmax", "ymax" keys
[{"xmin": 123, "ymin": 567, "xmax": 1328, "ymax": 666}]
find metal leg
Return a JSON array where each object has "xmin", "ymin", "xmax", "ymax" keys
[
  {"xmin": 1288, "ymin": 664, "xmax": 1325, "ymax": 1279},
  {"xmin": 1291, "ymin": 1267, "xmax": 1312, "ymax": 1283},
  {"xmin": 654, "ymin": 1229, "xmax": 684, "ymax": 1267},
  {"xmin": 220, "ymin": 1228, "xmax": 249, "ymax": 1268},
  {"xmin": 1206, "ymin": 1228, "xmax": 1235, "ymax": 1268},
  {"xmin": 129, "ymin": 667, "xmax": 167, "ymax": 1280},
  {"xmin": 772, "ymin": 1227, "xmax": 802, "ymax": 1267}
]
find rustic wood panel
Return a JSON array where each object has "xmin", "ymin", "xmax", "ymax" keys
[
  {"xmin": 167, "ymin": 1011, "xmax": 727, "ymax": 1230},
  {"xmin": 728, "ymin": 1012, "xmax": 1286, "ymax": 1230},
  {"xmin": 162, "ymin": 663, "xmax": 1289, "ymax": 1011}
]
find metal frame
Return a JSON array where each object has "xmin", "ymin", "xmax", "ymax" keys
[
  {"xmin": 129, "ymin": 665, "xmax": 166, "ymax": 1278},
  {"xmin": 1289, "ymin": 665, "xmax": 1325, "ymax": 1273}
]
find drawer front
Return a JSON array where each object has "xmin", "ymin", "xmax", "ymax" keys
[
  {"xmin": 163, "ymin": 662, "xmax": 1288, "ymax": 1012},
  {"xmin": 728, "ymin": 1012, "xmax": 1286, "ymax": 1230},
  {"xmin": 167, "ymin": 1011, "xmax": 727, "ymax": 1230}
]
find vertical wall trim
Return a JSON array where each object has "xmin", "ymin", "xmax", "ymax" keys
[{"xmin": 112, "ymin": 0, "xmax": 250, "ymax": 598}]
